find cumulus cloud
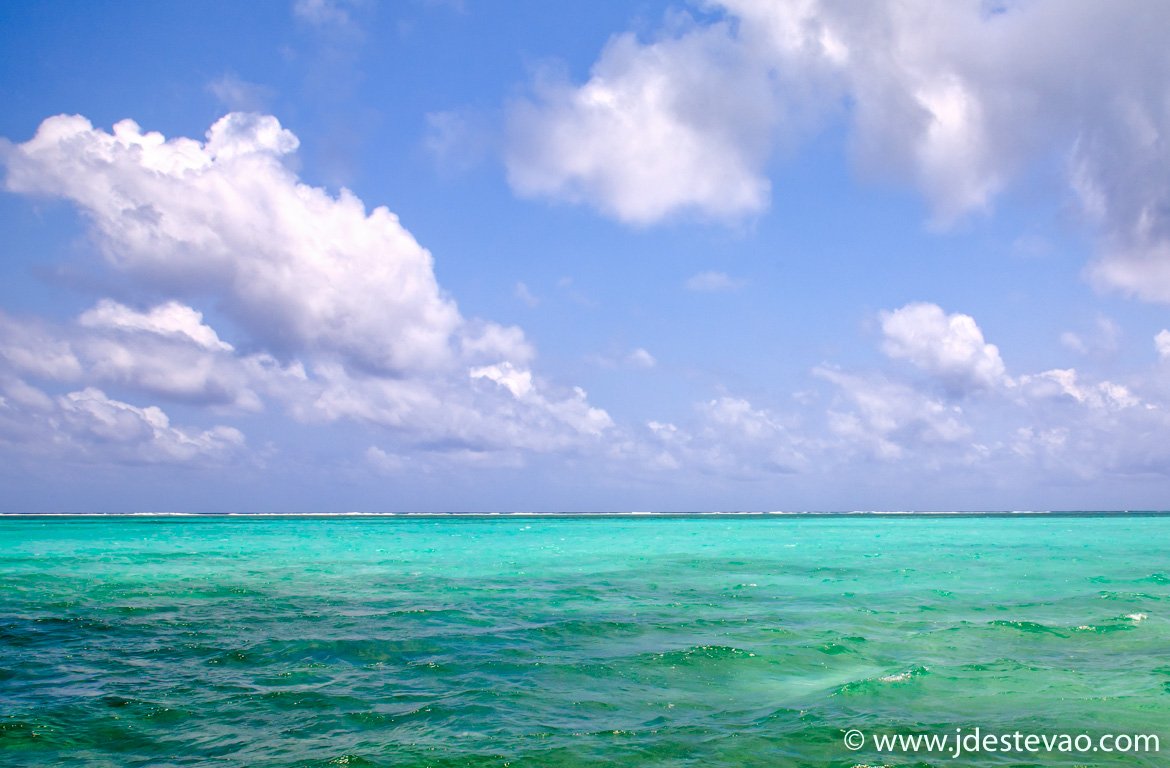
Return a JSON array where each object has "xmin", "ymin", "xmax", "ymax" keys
[
  {"xmin": 0, "ymin": 378, "xmax": 244, "ymax": 466},
  {"xmin": 506, "ymin": 16, "xmax": 780, "ymax": 224},
  {"xmin": 506, "ymin": 0, "xmax": 1170, "ymax": 302},
  {"xmin": 4, "ymin": 113, "xmax": 461, "ymax": 376},
  {"xmin": 56, "ymin": 387, "xmax": 244, "ymax": 463},
  {"xmin": 1, "ymin": 303, "xmax": 300, "ymax": 412},
  {"xmin": 0, "ymin": 113, "xmax": 612, "ymax": 463},
  {"xmin": 1016, "ymin": 369, "xmax": 1140, "ymax": 411},
  {"xmin": 471, "ymin": 362, "xmax": 613, "ymax": 439},
  {"xmin": 816, "ymin": 367, "xmax": 971, "ymax": 461},
  {"xmin": 79, "ymin": 300, "xmax": 232, "ymax": 351},
  {"xmin": 814, "ymin": 300, "xmax": 1170, "ymax": 479},
  {"xmin": 1008, "ymin": 369, "xmax": 1170, "ymax": 478},
  {"xmin": 623, "ymin": 396, "xmax": 807, "ymax": 478},
  {"xmin": 601, "ymin": 298, "xmax": 1170, "ymax": 483},
  {"xmin": 694, "ymin": 396, "xmax": 807, "ymax": 474},
  {"xmin": 880, "ymin": 302, "xmax": 1006, "ymax": 393}
]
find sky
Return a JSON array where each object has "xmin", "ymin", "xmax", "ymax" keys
[{"xmin": 3, "ymin": 0, "xmax": 1170, "ymax": 513}]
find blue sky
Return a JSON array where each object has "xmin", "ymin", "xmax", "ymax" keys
[{"xmin": 4, "ymin": 0, "xmax": 1170, "ymax": 512}]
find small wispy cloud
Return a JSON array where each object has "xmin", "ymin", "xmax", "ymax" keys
[
  {"xmin": 207, "ymin": 73, "xmax": 275, "ymax": 113},
  {"xmin": 587, "ymin": 347, "xmax": 657, "ymax": 370},
  {"xmin": 425, "ymin": 110, "xmax": 491, "ymax": 173},
  {"xmin": 685, "ymin": 271, "xmax": 744, "ymax": 292},
  {"xmin": 1060, "ymin": 316, "xmax": 1120, "ymax": 357},
  {"xmin": 626, "ymin": 348, "xmax": 656, "ymax": 369},
  {"xmin": 293, "ymin": 0, "xmax": 353, "ymax": 27},
  {"xmin": 1156, "ymin": 330, "xmax": 1170, "ymax": 360},
  {"xmin": 514, "ymin": 281, "xmax": 540, "ymax": 308}
]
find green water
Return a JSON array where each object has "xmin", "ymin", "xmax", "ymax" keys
[{"xmin": 1, "ymin": 514, "xmax": 1167, "ymax": 767}]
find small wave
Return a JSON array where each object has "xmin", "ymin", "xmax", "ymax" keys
[
  {"xmin": 989, "ymin": 619, "xmax": 1066, "ymax": 636},
  {"xmin": 818, "ymin": 642, "xmax": 858, "ymax": 656},
  {"xmin": 327, "ymin": 756, "xmax": 377, "ymax": 767},
  {"xmin": 651, "ymin": 644, "xmax": 757, "ymax": 665},
  {"xmin": 1072, "ymin": 618, "xmax": 1135, "ymax": 634},
  {"xmin": 879, "ymin": 667, "xmax": 927, "ymax": 683},
  {"xmin": 960, "ymin": 658, "xmax": 1037, "ymax": 673},
  {"xmin": 1098, "ymin": 589, "xmax": 1166, "ymax": 602},
  {"xmin": 836, "ymin": 665, "xmax": 929, "ymax": 695}
]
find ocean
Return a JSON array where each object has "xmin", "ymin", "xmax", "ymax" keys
[{"xmin": 1, "ymin": 513, "xmax": 1167, "ymax": 766}]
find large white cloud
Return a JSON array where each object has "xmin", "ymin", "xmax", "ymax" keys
[
  {"xmin": 4, "ymin": 113, "xmax": 463, "ymax": 375},
  {"xmin": 0, "ymin": 113, "xmax": 612, "ymax": 464},
  {"xmin": 506, "ymin": 0, "xmax": 1170, "ymax": 300}
]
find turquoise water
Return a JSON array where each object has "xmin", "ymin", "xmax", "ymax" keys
[{"xmin": 1, "ymin": 514, "xmax": 1168, "ymax": 767}]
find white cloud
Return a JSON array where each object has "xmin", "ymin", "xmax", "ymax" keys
[
  {"xmin": 0, "ymin": 312, "xmax": 82, "ymax": 380},
  {"xmin": 471, "ymin": 362, "xmax": 614, "ymax": 439},
  {"xmin": 1156, "ymin": 330, "xmax": 1170, "ymax": 360},
  {"xmin": 4, "ymin": 113, "xmax": 459, "ymax": 376},
  {"xmin": 1, "ymin": 302, "xmax": 298, "ymax": 412},
  {"xmin": 1007, "ymin": 370, "xmax": 1170, "ymax": 478},
  {"xmin": 276, "ymin": 359, "xmax": 612, "ymax": 454},
  {"xmin": 587, "ymin": 347, "xmax": 659, "ymax": 370},
  {"xmin": 696, "ymin": 397, "xmax": 808, "ymax": 474},
  {"xmin": 504, "ymin": 0, "xmax": 1170, "ymax": 303},
  {"xmin": 880, "ymin": 302, "xmax": 1006, "ymax": 393},
  {"xmin": 79, "ymin": 300, "xmax": 232, "ymax": 351},
  {"xmin": 818, "ymin": 301, "xmax": 1170, "ymax": 479},
  {"xmin": 627, "ymin": 395, "xmax": 807, "ymax": 477},
  {"xmin": 0, "ymin": 379, "xmax": 244, "ymax": 466},
  {"xmin": 505, "ymin": 17, "xmax": 778, "ymax": 224},
  {"xmin": 1, "ymin": 113, "xmax": 614, "ymax": 461},
  {"xmin": 684, "ymin": 271, "xmax": 744, "ymax": 292},
  {"xmin": 626, "ymin": 348, "xmax": 657, "ymax": 369},
  {"xmin": 816, "ymin": 367, "xmax": 971, "ymax": 461},
  {"xmin": 57, "ymin": 388, "xmax": 244, "ymax": 462},
  {"xmin": 1016, "ymin": 369, "xmax": 1140, "ymax": 411},
  {"xmin": 458, "ymin": 320, "xmax": 535, "ymax": 366},
  {"xmin": 1059, "ymin": 316, "xmax": 1120, "ymax": 357},
  {"xmin": 470, "ymin": 362, "xmax": 533, "ymax": 399}
]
